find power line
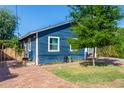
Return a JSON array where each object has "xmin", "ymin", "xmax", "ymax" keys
[{"xmin": 16, "ymin": 5, "xmax": 21, "ymax": 38}]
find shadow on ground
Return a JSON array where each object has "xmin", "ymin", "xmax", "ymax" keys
[
  {"xmin": 6, "ymin": 60, "xmax": 24, "ymax": 69},
  {"xmin": 0, "ymin": 61, "xmax": 18, "ymax": 82},
  {"xmin": 80, "ymin": 58, "xmax": 123, "ymax": 66}
]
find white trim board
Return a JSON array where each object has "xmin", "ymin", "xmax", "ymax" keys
[
  {"xmin": 36, "ymin": 32, "xmax": 38, "ymax": 65},
  {"xmin": 48, "ymin": 36, "xmax": 60, "ymax": 52},
  {"xmin": 70, "ymin": 45, "xmax": 78, "ymax": 52},
  {"xmin": 69, "ymin": 38, "xmax": 78, "ymax": 52}
]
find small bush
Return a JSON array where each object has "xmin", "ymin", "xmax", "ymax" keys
[{"xmin": 97, "ymin": 45, "xmax": 119, "ymax": 57}]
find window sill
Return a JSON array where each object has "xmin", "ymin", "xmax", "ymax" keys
[{"xmin": 48, "ymin": 50, "xmax": 60, "ymax": 52}]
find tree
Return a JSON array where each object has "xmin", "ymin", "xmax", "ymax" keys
[
  {"xmin": 9, "ymin": 36, "xmax": 23, "ymax": 61},
  {"xmin": 112, "ymin": 28, "xmax": 124, "ymax": 58},
  {"xmin": 0, "ymin": 8, "xmax": 17, "ymax": 62},
  {"xmin": 0, "ymin": 8, "xmax": 17, "ymax": 40},
  {"xmin": 97, "ymin": 28, "xmax": 124, "ymax": 58},
  {"xmin": 68, "ymin": 5, "xmax": 124, "ymax": 66}
]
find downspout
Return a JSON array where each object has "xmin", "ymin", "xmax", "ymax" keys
[{"xmin": 36, "ymin": 32, "xmax": 38, "ymax": 65}]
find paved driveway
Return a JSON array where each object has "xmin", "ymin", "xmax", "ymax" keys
[{"xmin": 0, "ymin": 66, "xmax": 77, "ymax": 88}]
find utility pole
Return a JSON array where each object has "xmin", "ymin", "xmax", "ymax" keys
[
  {"xmin": 15, "ymin": 5, "xmax": 18, "ymax": 62},
  {"xmin": 16, "ymin": 5, "xmax": 20, "ymax": 38}
]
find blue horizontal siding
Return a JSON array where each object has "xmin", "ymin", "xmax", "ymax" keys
[
  {"xmin": 38, "ymin": 55, "xmax": 84, "ymax": 64},
  {"xmin": 38, "ymin": 23, "xmax": 84, "ymax": 64}
]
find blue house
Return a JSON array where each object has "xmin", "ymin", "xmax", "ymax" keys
[{"xmin": 20, "ymin": 21, "xmax": 90, "ymax": 65}]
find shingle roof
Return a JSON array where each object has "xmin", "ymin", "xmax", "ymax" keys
[{"xmin": 20, "ymin": 21, "xmax": 71, "ymax": 40}]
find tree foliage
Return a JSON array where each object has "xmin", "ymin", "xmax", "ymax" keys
[
  {"xmin": 0, "ymin": 8, "xmax": 22, "ymax": 61},
  {"xmin": 0, "ymin": 8, "xmax": 18, "ymax": 49},
  {"xmin": 115, "ymin": 28, "xmax": 124, "ymax": 54},
  {"xmin": 0, "ymin": 8, "xmax": 17, "ymax": 40},
  {"xmin": 68, "ymin": 5, "xmax": 124, "ymax": 66},
  {"xmin": 97, "ymin": 28, "xmax": 124, "ymax": 58},
  {"xmin": 68, "ymin": 5, "xmax": 123, "ymax": 48}
]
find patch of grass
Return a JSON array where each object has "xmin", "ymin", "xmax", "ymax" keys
[
  {"xmin": 46, "ymin": 61, "xmax": 62, "ymax": 65},
  {"xmin": 51, "ymin": 64, "xmax": 124, "ymax": 84}
]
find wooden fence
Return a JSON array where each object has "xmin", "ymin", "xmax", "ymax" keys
[{"xmin": 0, "ymin": 48, "xmax": 24, "ymax": 62}]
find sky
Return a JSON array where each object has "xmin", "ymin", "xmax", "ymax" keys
[{"xmin": 0, "ymin": 5, "xmax": 124, "ymax": 36}]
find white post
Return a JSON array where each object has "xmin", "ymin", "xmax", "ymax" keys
[
  {"xmin": 36, "ymin": 32, "xmax": 38, "ymax": 65},
  {"xmin": 84, "ymin": 48, "xmax": 88, "ymax": 60},
  {"xmin": 95, "ymin": 47, "xmax": 97, "ymax": 58}
]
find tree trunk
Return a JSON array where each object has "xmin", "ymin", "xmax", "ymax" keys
[
  {"xmin": 5, "ymin": 48, "xmax": 7, "ymax": 61},
  {"xmin": 15, "ymin": 48, "xmax": 17, "ymax": 63},
  {"xmin": 2, "ymin": 44, "xmax": 3, "ymax": 62},
  {"xmin": 92, "ymin": 47, "xmax": 96, "ymax": 66},
  {"xmin": 3, "ymin": 45, "xmax": 4, "ymax": 62},
  {"xmin": 0, "ymin": 44, "xmax": 2, "ymax": 65},
  {"xmin": 0, "ymin": 48, "xmax": 1, "ymax": 66},
  {"xmin": 1, "ymin": 44, "xmax": 4, "ymax": 67}
]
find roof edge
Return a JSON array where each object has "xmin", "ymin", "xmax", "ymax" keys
[{"xmin": 19, "ymin": 21, "xmax": 71, "ymax": 40}]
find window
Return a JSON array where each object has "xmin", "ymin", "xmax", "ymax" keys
[
  {"xmin": 70, "ymin": 38, "xmax": 78, "ymax": 52},
  {"xmin": 70, "ymin": 45, "xmax": 77, "ymax": 52},
  {"xmin": 28, "ymin": 38, "xmax": 31, "ymax": 51},
  {"xmin": 48, "ymin": 36, "xmax": 60, "ymax": 52}
]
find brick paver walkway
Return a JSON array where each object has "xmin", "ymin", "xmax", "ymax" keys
[{"xmin": 0, "ymin": 66, "xmax": 78, "ymax": 88}]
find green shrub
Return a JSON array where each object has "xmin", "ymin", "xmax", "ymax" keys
[
  {"xmin": 97, "ymin": 45, "xmax": 119, "ymax": 57},
  {"xmin": 97, "ymin": 28, "xmax": 124, "ymax": 58}
]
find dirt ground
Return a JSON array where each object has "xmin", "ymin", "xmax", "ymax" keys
[{"xmin": 0, "ymin": 65, "xmax": 78, "ymax": 88}]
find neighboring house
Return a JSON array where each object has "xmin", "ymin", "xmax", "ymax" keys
[{"xmin": 20, "ymin": 21, "xmax": 93, "ymax": 65}]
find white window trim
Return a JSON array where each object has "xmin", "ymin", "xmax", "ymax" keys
[
  {"xmin": 69, "ymin": 38, "xmax": 78, "ymax": 52},
  {"xmin": 48, "ymin": 36, "xmax": 60, "ymax": 52},
  {"xmin": 70, "ymin": 45, "xmax": 78, "ymax": 52},
  {"xmin": 70, "ymin": 45, "xmax": 73, "ymax": 52},
  {"xmin": 28, "ymin": 38, "xmax": 31, "ymax": 52}
]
